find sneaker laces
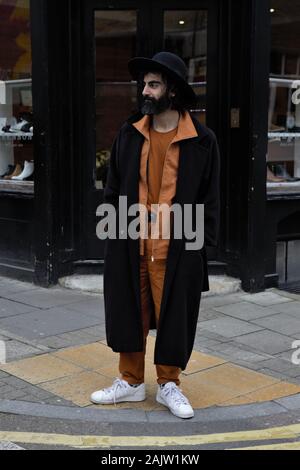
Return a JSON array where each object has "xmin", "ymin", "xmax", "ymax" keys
[
  {"xmin": 163, "ymin": 383, "xmax": 190, "ymax": 406},
  {"xmin": 102, "ymin": 378, "xmax": 129, "ymax": 406}
]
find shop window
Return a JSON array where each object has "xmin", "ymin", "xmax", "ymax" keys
[
  {"xmin": 164, "ymin": 10, "xmax": 207, "ymax": 124},
  {"xmin": 0, "ymin": 0, "xmax": 33, "ymax": 193},
  {"xmin": 267, "ymin": 2, "xmax": 300, "ymax": 194},
  {"xmin": 276, "ymin": 210, "xmax": 300, "ymax": 284},
  {"xmin": 94, "ymin": 11, "xmax": 137, "ymax": 190},
  {"xmin": 277, "ymin": 239, "xmax": 300, "ymax": 284}
]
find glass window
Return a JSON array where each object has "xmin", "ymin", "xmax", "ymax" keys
[
  {"xmin": 267, "ymin": 1, "xmax": 300, "ymax": 194},
  {"xmin": 94, "ymin": 11, "xmax": 137, "ymax": 189},
  {"xmin": 164, "ymin": 10, "xmax": 207, "ymax": 124},
  {"xmin": 0, "ymin": 0, "xmax": 34, "ymax": 193}
]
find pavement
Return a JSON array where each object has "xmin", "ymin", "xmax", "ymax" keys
[{"xmin": 1, "ymin": 275, "xmax": 300, "ymax": 450}]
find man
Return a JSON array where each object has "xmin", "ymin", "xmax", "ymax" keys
[{"xmin": 91, "ymin": 52, "xmax": 220, "ymax": 419}]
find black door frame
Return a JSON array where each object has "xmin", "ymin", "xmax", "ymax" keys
[
  {"xmin": 80, "ymin": 0, "xmax": 220, "ymax": 261},
  {"xmin": 31, "ymin": 0, "xmax": 79, "ymax": 286},
  {"xmin": 223, "ymin": 0, "xmax": 270, "ymax": 292}
]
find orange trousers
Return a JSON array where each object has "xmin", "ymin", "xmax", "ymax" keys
[{"xmin": 119, "ymin": 253, "xmax": 181, "ymax": 386}]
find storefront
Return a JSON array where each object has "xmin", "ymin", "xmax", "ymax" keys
[{"xmin": 0, "ymin": 0, "xmax": 298, "ymax": 293}]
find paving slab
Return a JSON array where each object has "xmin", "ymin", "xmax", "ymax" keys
[
  {"xmin": 234, "ymin": 330, "xmax": 295, "ymax": 355},
  {"xmin": 0, "ymin": 298, "xmax": 40, "ymax": 318},
  {"xmin": 265, "ymin": 301, "xmax": 300, "ymax": 317},
  {"xmin": 0, "ymin": 307, "xmax": 101, "ymax": 340},
  {"xmin": 0, "ymin": 355, "xmax": 84, "ymax": 384},
  {"xmin": 199, "ymin": 317, "xmax": 263, "ymax": 338},
  {"xmin": 1, "ymin": 287, "xmax": 93, "ymax": 310},
  {"xmin": 241, "ymin": 291, "xmax": 293, "ymax": 306},
  {"xmin": 213, "ymin": 301, "xmax": 281, "ymax": 321},
  {"xmin": 207, "ymin": 342, "xmax": 269, "ymax": 363},
  {"xmin": 64, "ymin": 298, "xmax": 105, "ymax": 320},
  {"xmin": 250, "ymin": 313, "xmax": 300, "ymax": 336},
  {"xmin": 2, "ymin": 340, "xmax": 45, "ymax": 362}
]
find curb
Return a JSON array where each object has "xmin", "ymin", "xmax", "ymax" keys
[{"xmin": 1, "ymin": 394, "xmax": 300, "ymax": 429}]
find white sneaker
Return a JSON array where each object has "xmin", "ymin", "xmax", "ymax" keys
[
  {"xmin": 156, "ymin": 382, "xmax": 194, "ymax": 419},
  {"xmin": 90, "ymin": 378, "xmax": 146, "ymax": 405}
]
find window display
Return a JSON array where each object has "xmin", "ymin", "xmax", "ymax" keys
[
  {"xmin": 267, "ymin": 2, "xmax": 300, "ymax": 193},
  {"xmin": 0, "ymin": 0, "xmax": 33, "ymax": 194}
]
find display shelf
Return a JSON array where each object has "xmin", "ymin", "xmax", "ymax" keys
[
  {"xmin": 0, "ymin": 132, "xmax": 33, "ymax": 140},
  {"xmin": 268, "ymin": 132, "xmax": 300, "ymax": 138},
  {"xmin": 0, "ymin": 180, "xmax": 34, "ymax": 195}
]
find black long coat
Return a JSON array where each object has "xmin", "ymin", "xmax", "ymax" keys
[{"xmin": 103, "ymin": 112, "xmax": 220, "ymax": 371}]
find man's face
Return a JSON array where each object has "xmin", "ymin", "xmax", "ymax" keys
[{"xmin": 139, "ymin": 72, "xmax": 173, "ymax": 116}]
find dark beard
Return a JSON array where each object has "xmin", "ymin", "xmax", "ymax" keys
[{"xmin": 140, "ymin": 94, "xmax": 172, "ymax": 116}]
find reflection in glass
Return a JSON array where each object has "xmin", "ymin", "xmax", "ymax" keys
[
  {"xmin": 164, "ymin": 10, "xmax": 207, "ymax": 125},
  {"xmin": 94, "ymin": 11, "xmax": 137, "ymax": 189}
]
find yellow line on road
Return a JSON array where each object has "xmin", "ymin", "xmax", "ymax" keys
[
  {"xmin": 1, "ymin": 423, "xmax": 300, "ymax": 448},
  {"xmin": 228, "ymin": 441, "xmax": 300, "ymax": 450}
]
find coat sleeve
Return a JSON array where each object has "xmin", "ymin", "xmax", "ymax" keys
[
  {"xmin": 201, "ymin": 132, "xmax": 221, "ymax": 247},
  {"xmin": 103, "ymin": 131, "xmax": 121, "ymax": 209}
]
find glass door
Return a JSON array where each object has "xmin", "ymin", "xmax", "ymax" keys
[
  {"xmin": 82, "ymin": 1, "xmax": 149, "ymax": 259},
  {"xmin": 156, "ymin": 0, "xmax": 219, "ymax": 130},
  {"xmin": 94, "ymin": 10, "xmax": 138, "ymax": 191},
  {"xmin": 163, "ymin": 9, "xmax": 208, "ymax": 125},
  {"xmin": 81, "ymin": 0, "xmax": 218, "ymax": 260}
]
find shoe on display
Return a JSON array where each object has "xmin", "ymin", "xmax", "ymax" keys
[
  {"xmin": 20, "ymin": 122, "xmax": 32, "ymax": 133},
  {"xmin": 4, "ymin": 163, "xmax": 23, "ymax": 180},
  {"xmin": 270, "ymin": 123, "xmax": 285, "ymax": 132},
  {"xmin": 156, "ymin": 382, "xmax": 194, "ymax": 419},
  {"xmin": 273, "ymin": 164, "xmax": 300, "ymax": 182},
  {"xmin": 90, "ymin": 378, "xmax": 146, "ymax": 405},
  {"xmin": 12, "ymin": 161, "xmax": 34, "ymax": 181},
  {"xmin": 267, "ymin": 166, "xmax": 286, "ymax": 183},
  {"xmin": 0, "ymin": 165, "xmax": 15, "ymax": 178},
  {"xmin": 10, "ymin": 119, "xmax": 30, "ymax": 133},
  {"xmin": 1, "ymin": 125, "xmax": 13, "ymax": 133}
]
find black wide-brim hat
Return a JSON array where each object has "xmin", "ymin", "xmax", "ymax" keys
[{"xmin": 128, "ymin": 51, "xmax": 197, "ymax": 106}]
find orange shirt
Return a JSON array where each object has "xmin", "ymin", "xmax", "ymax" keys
[
  {"xmin": 148, "ymin": 127, "xmax": 178, "ymax": 206},
  {"xmin": 133, "ymin": 111, "xmax": 198, "ymax": 260},
  {"xmin": 145, "ymin": 127, "xmax": 178, "ymax": 259}
]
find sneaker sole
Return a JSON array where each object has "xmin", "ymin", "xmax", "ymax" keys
[{"xmin": 156, "ymin": 394, "xmax": 194, "ymax": 419}]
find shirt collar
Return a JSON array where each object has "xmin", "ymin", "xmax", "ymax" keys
[{"xmin": 132, "ymin": 111, "xmax": 198, "ymax": 143}]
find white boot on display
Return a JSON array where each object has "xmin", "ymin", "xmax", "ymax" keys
[{"xmin": 12, "ymin": 161, "xmax": 34, "ymax": 181}]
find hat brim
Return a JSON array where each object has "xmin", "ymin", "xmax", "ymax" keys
[{"xmin": 128, "ymin": 57, "xmax": 197, "ymax": 106}]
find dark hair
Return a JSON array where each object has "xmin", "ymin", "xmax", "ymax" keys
[{"xmin": 137, "ymin": 70, "xmax": 194, "ymax": 114}]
